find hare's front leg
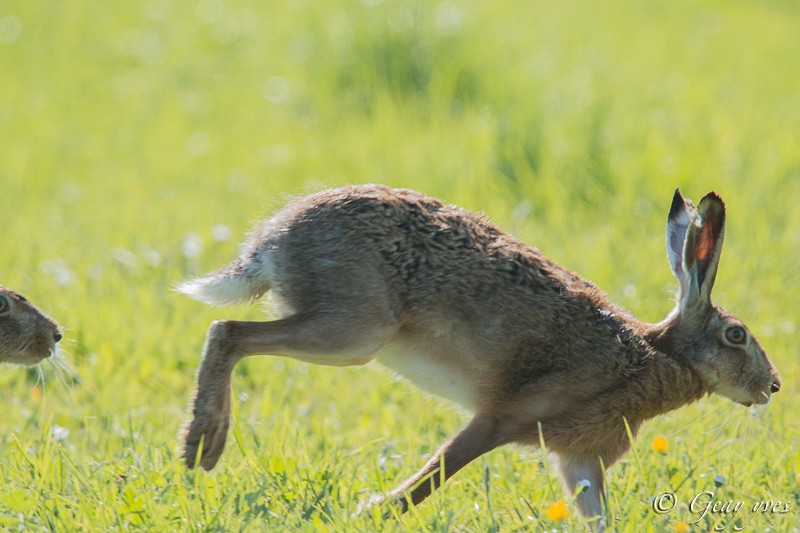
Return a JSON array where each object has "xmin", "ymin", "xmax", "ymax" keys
[
  {"xmin": 557, "ymin": 455, "xmax": 606, "ymax": 530},
  {"xmin": 182, "ymin": 312, "xmax": 399, "ymax": 470}
]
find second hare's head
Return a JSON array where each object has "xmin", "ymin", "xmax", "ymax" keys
[
  {"xmin": 0, "ymin": 286, "xmax": 62, "ymax": 366},
  {"xmin": 649, "ymin": 190, "xmax": 781, "ymax": 407}
]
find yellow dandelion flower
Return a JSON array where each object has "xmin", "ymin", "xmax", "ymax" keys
[
  {"xmin": 795, "ymin": 472, "xmax": 800, "ymax": 485},
  {"xmin": 652, "ymin": 435, "xmax": 668, "ymax": 454},
  {"xmin": 675, "ymin": 521, "xmax": 690, "ymax": 532},
  {"xmin": 544, "ymin": 499, "xmax": 569, "ymax": 521},
  {"xmin": 31, "ymin": 384, "xmax": 42, "ymax": 405}
]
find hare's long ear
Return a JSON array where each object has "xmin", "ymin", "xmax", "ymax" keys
[
  {"xmin": 666, "ymin": 189, "xmax": 697, "ymax": 299},
  {"xmin": 680, "ymin": 192, "xmax": 726, "ymax": 316}
]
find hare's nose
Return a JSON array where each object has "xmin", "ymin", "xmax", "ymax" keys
[
  {"xmin": 54, "ymin": 332, "xmax": 63, "ymax": 343},
  {"xmin": 770, "ymin": 381, "xmax": 781, "ymax": 393}
]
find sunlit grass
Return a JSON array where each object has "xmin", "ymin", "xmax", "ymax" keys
[{"xmin": 1, "ymin": 0, "xmax": 798, "ymax": 530}]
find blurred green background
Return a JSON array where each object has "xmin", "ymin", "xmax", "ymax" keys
[{"xmin": 1, "ymin": 0, "xmax": 798, "ymax": 530}]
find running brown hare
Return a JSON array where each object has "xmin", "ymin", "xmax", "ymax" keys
[
  {"xmin": 0, "ymin": 286, "xmax": 62, "ymax": 366},
  {"xmin": 177, "ymin": 185, "xmax": 780, "ymax": 525}
]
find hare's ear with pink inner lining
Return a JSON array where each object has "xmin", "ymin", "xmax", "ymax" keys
[{"xmin": 675, "ymin": 191, "xmax": 726, "ymax": 317}]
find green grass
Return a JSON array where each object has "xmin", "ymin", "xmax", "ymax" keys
[{"xmin": 1, "ymin": 0, "xmax": 799, "ymax": 530}]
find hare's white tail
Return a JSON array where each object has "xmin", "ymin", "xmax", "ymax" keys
[{"xmin": 177, "ymin": 258, "xmax": 272, "ymax": 307}]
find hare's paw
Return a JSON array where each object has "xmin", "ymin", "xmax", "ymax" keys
[
  {"xmin": 181, "ymin": 417, "xmax": 229, "ymax": 470},
  {"xmin": 181, "ymin": 390, "xmax": 230, "ymax": 470},
  {"xmin": 355, "ymin": 493, "xmax": 408, "ymax": 519},
  {"xmin": 354, "ymin": 493, "xmax": 383, "ymax": 517},
  {"xmin": 382, "ymin": 494, "xmax": 410, "ymax": 518}
]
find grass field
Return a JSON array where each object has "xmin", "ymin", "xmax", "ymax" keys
[{"xmin": 1, "ymin": 0, "xmax": 799, "ymax": 530}]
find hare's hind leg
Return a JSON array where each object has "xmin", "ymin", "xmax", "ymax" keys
[
  {"xmin": 382, "ymin": 414, "xmax": 509, "ymax": 515},
  {"xmin": 182, "ymin": 312, "xmax": 399, "ymax": 470}
]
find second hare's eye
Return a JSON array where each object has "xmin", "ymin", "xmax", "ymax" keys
[
  {"xmin": 723, "ymin": 325, "xmax": 747, "ymax": 346},
  {"xmin": 0, "ymin": 294, "xmax": 11, "ymax": 315}
]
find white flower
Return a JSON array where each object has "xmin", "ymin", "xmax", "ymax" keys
[{"xmin": 182, "ymin": 233, "xmax": 203, "ymax": 259}]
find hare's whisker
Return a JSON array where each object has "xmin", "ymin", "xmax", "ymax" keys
[{"xmin": 669, "ymin": 401, "xmax": 727, "ymax": 437}]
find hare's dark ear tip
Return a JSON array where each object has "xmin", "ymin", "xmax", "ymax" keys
[
  {"xmin": 699, "ymin": 191, "xmax": 726, "ymax": 213},
  {"xmin": 668, "ymin": 188, "xmax": 685, "ymax": 220},
  {"xmin": 701, "ymin": 190, "xmax": 724, "ymax": 203}
]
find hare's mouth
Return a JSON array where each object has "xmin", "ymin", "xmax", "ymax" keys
[
  {"xmin": 20, "ymin": 345, "xmax": 56, "ymax": 365},
  {"xmin": 742, "ymin": 390, "xmax": 772, "ymax": 407},
  {"xmin": 757, "ymin": 390, "xmax": 772, "ymax": 404},
  {"xmin": 719, "ymin": 386, "xmax": 765, "ymax": 407},
  {"xmin": 37, "ymin": 346, "xmax": 57, "ymax": 361}
]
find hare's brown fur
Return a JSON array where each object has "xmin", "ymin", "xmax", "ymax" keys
[
  {"xmin": 0, "ymin": 286, "xmax": 62, "ymax": 366},
  {"xmin": 177, "ymin": 185, "xmax": 780, "ymax": 525}
]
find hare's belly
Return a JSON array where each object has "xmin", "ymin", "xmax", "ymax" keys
[{"xmin": 375, "ymin": 333, "xmax": 480, "ymax": 411}]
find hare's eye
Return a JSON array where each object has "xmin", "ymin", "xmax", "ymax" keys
[
  {"xmin": 723, "ymin": 325, "xmax": 747, "ymax": 346},
  {"xmin": 0, "ymin": 294, "xmax": 11, "ymax": 315}
]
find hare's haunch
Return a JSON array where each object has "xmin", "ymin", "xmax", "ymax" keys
[
  {"xmin": 177, "ymin": 185, "xmax": 780, "ymax": 524},
  {"xmin": 0, "ymin": 286, "xmax": 62, "ymax": 366}
]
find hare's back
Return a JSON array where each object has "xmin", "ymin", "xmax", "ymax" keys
[
  {"xmin": 261, "ymin": 184, "xmax": 496, "ymax": 249},
  {"xmin": 256, "ymin": 185, "xmax": 590, "ymax": 320},
  {"xmin": 255, "ymin": 185, "xmax": 504, "ymax": 287}
]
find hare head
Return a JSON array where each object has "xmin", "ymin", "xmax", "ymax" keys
[
  {"xmin": 0, "ymin": 286, "xmax": 62, "ymax": 366},
  {"xmin": 648, "ymin": 190, "xmax": 780, "ymax": 407}
]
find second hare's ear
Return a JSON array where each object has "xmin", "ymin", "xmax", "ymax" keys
[
  {"xmin": 680, "ymin": 191, "xmax": 726, "ymax": 315},
  {"xmin": 666, "ymin": 189, "xmax": 697, "ymax": 299}
]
